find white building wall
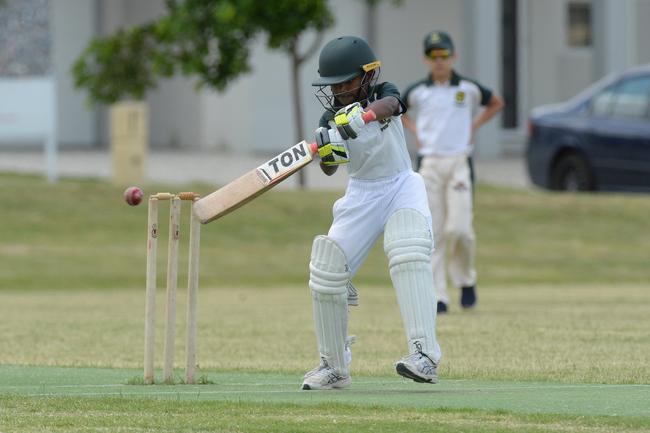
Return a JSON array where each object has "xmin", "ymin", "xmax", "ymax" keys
[
  {"xmin": 53, "ymin": 0, "xmax": 649, "ymax": 155},
  {"xmin": 97, "ymin": 0, "xmax": 201, "ymax": 149},
  {"xmin": 51, "ymin": 0, "xmax": 96, "ymax": 146},
  {"xmin": 638, "ymin": 0, "xmax": 650, "ymax": 64},
  {"xmin": 525, "ymin": 0, "xmax": 598, "ymax": 109},
  {"xmin": 377, "ymin": 0, "xmax": 467, "ymax": 87},
  {"xmin": 59, "ymin": 0, "xmax": 476, "ymax": 154},
  {"xmin": 377, "ymin": 0, "xmax": 466, "ymax": 157},
  {"xmin": 198, "ymin": 0, "xmax": 468, "ymax": 155},
  {"xmin": 465, "ymin": 0, "xmax": 502, "ymax": 159},
  {"xmin": 527, "ymin": 0, "xmax": 567, "ymax": 109},
  {"xmin": 593, "ymin": 0, "xmax": 638, "ymax": 78}
]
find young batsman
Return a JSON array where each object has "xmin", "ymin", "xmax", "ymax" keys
[
  {"xmin": 302, "ymin": 36, "xmax": 441, "ymax": 390},
  {"xmin": 402, "ymin": 31, "xmax": 504, "ymax": 313}
]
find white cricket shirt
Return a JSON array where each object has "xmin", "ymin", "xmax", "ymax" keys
[
  {"xmin": 319, "ymin": 82, "xmax": 411, "ymax": 181},
  {"xmin": 403, "ymin": 71, "xmax": 492, "ymax": 157}
]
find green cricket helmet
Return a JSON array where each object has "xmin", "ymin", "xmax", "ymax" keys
[{"xmin": 313, "ymin": 36, "xmax": 381, "ymax": 111}]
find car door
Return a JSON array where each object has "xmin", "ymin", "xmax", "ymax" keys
[{"xmin": 586, "ymin": 74, "xmax": 650, "ymax": 189}]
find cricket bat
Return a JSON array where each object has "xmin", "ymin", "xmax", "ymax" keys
[{"xmin": 194, "ymin": 110, "xmax": 376, "ymax": 224}]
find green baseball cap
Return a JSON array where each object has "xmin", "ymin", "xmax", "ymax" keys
[{"xmin": 423, "ymin": 31, "xmax": 454, "ymax": 55}]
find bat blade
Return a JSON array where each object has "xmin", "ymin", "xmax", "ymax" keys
[{"xmin": 194, "ymin": 140, "xmax": 317, "ymax": 224}]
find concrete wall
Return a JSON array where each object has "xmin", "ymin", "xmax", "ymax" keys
[
  {"xmin": 168, "ymin": 0, "xmax": 466, "ymax": 154},
  {"xmin": 593, "ymin": 0, "xmax": 638, "ymax": 78},
  {"xmin": 378, "ymin": 0, "xmax": 467, "ymax": 88},
  {"xmin": 97, "ymin": 0, "xmax": 201, "ymax": 149},
  {"xmin": 638, "ymin": 0, "xmax": 650, "ymax": 64},
  {"xmin": 52, "ymin": 0, "xmax": 493, "ymax": 154},
  {"xmin": 464, "ymin": 0, "xmax": 502, "ymax": 158},
  {"xmin": 527, "ymin": 0, "xmax": 566, "ymax": 108},
  {"xmin": 525, "ymin": 0, "xmax": 600, "ymax": 109},
  {"xmin": 50, "ymin": 0, "xmax": 648, "ymax": 155},
  {"xmin": 378, "ymin": 0, "xmax": 466, "ymax": 157},
  {"xmin": 51, "ymin": 0, "xmax": 96, "ymax": 146}
]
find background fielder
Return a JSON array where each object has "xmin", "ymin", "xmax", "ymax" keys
[
  {"xmin": 402, "ymin": 31, "xmax": 504, "ymax": 313},
  {"xmin": 302, "ymin": 36, "xmax": 442, "ymax": 390}
]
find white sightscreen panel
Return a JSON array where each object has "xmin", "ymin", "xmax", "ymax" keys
[{"xmin": 0, "ymin": 77, "xmax": 55, "ymax": 141}]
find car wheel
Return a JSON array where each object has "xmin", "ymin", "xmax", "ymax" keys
[{"xmin": 551, "ymin": 154, "xmax": 594, "ymax": 191}]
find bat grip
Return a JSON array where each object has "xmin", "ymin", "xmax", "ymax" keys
[
  {"xmin": 362, "ymin": 109, "xmax": 377, "ymax": 123},
  {"xmin": 308, "ymin": 109, "xmax": 376, "ymax": 155}
]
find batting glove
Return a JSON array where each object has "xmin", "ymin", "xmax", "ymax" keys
[
  {"xmin": 334, "ymin": 102, "xmax": 366, "ymax": 140},
  {"xmin": 315, "ymin": 127, "xmax": 349, "ymax": 166}
]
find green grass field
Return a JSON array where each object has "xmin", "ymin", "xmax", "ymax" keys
[{"xmin": 1, "ymin": 172, "xmax": 649, "ymax": 432}]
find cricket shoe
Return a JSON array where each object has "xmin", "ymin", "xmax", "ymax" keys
[
  {"xmin": 303, "ymin": 336, "xmax": 356, "ymax": 379},
  {"xmin": 461, "ymin": 285, "xmax": 477, "ymax": 308},
  {"xmin": 395, "ymin": 351, "xmax": 438, "ymax": 384},
  {"xmin": 301, "ymin": 359, "xmax": 351, "ymax": 390}
]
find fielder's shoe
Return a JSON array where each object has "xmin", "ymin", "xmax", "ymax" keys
[
  {"xmin": 461, "ymin": 285, "xmax": 477, "ymax": 308},
  {"xmin": 303, "ymin": 336, "xmax": 356, "ymax": 379},
  {"xmin": 437, "ymin": 301, "xmax": 448, "ymax": 314},
  {"xmin": 395, "ymin": 351, "xmax": 438, "ymax": 384},
  {"xmin": 347, "ymin": 281, "xmax": 359, "ymax": 306},
  {"xmin": 301, "ymin": 359, "xmax": 351, "ymax": 390}
]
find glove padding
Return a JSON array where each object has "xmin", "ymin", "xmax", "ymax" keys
[
  {"xmin": 315, "ymin": 127, "xmax": 349, "ymax": 166},
  {"xmin": 334, "ymin": 102, "xmax": 366, "ymax": 140}
]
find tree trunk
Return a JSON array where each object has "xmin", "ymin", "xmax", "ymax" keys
[
  {"xmin": 288, "ymin": 32, "xmax": 324, "ymax": 189},
  {"xmin": 290, "ymin": 43, "xmax": 306, "ymax": 189}
]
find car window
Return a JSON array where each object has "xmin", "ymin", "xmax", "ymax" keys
[
  {"xmin": 591, "ymin": 85, "xmax": 616, "ymax": 117},
  {"xmin": 609, "ymin": 75, "xmax": 650, "ymax": 120}
]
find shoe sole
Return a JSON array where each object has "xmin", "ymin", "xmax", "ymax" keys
[
  {"xmin": 461, "ymin": 299, "xmax": 476, "ymax": 308},
  {"xmin": 301, "ymin": 378, "xmax": 351, "ymax": 390},
  {"xmin": 395, "ymin": 363, "xmax": 438, "ymax": 384}
]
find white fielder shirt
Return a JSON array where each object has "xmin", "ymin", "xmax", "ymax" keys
[{"xmin": 403, "ymin": 71, "xmax": 493, "ymax": 157}]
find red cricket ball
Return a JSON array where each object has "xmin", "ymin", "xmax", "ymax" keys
[{"xmin": 124, "ymin": 186, "xmax": 144, "ymax": 206}]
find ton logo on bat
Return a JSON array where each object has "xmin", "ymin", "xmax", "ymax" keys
[{"xmin": 256, "ymin": 141, "xmax": 310, "ymax": 184}]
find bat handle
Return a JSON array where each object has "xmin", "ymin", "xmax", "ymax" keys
[
  {"xmin": 308, "ymin": 110, "xmax": 377, "ymax": 154},
  {"xmin": 362, "ymin": 109, "xmax": 377, "ymax": 123}
]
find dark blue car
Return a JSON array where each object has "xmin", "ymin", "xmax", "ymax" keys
[{"xmin": 526, "ymin": 65, "xmax": 650, "ymax": 191}]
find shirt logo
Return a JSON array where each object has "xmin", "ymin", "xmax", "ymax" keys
[
  {"xmin": 453, "ymin": 180, "xmax": 469, "ymax": 192},
  {"xmin": 455, "ymin": 90, "xmax": 466, "ymax": 106},
  {"xmin": 379, "ymin": 117, "xmax": 392, "ymax": 131}
]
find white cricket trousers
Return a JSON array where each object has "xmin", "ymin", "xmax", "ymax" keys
[
  {"xmin": 419, "ymin": 154, "xmax": 477, "ymax": 305},
  {"xmin": 328, "ymin": 170, "xmax": 432, "ymax": 276}
]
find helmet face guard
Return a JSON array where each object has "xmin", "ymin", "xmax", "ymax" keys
[{"xmin": 314, "ymin": 61, "xmax": 381, "ymax": 112}]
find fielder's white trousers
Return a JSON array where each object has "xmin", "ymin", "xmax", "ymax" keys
[
  {"xmin": 419, "ymin": 154, "xmax": 477, "ymax": 305},
  {"xmin": 328, "ymin": 170, "xmax": 432, "ymax": 276}
]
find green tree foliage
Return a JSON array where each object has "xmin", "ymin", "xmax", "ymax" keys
[
  {"xmin": 161, "ymin": 0, "xmax": 333, "ymax": 90},
  {"xmin": 73, "ymin": 0, "xmax": 333, "ymax": 104},
  {"xmin": 72, "ymin": 24, "xmax": 173, "ymax": 103}
]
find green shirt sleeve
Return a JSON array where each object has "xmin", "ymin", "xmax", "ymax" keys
[{"xmin": 466, "ymin": 78, "xmax": 493, "ymax": 106}]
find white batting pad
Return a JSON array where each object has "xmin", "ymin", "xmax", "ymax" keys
[
  {"xmin": 309, "ymin": 235, "xmax": 350, "ymax": 376},
  {"xmin": 383, "ymin": 209, "xmax": 441, "ymax": 363}
]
